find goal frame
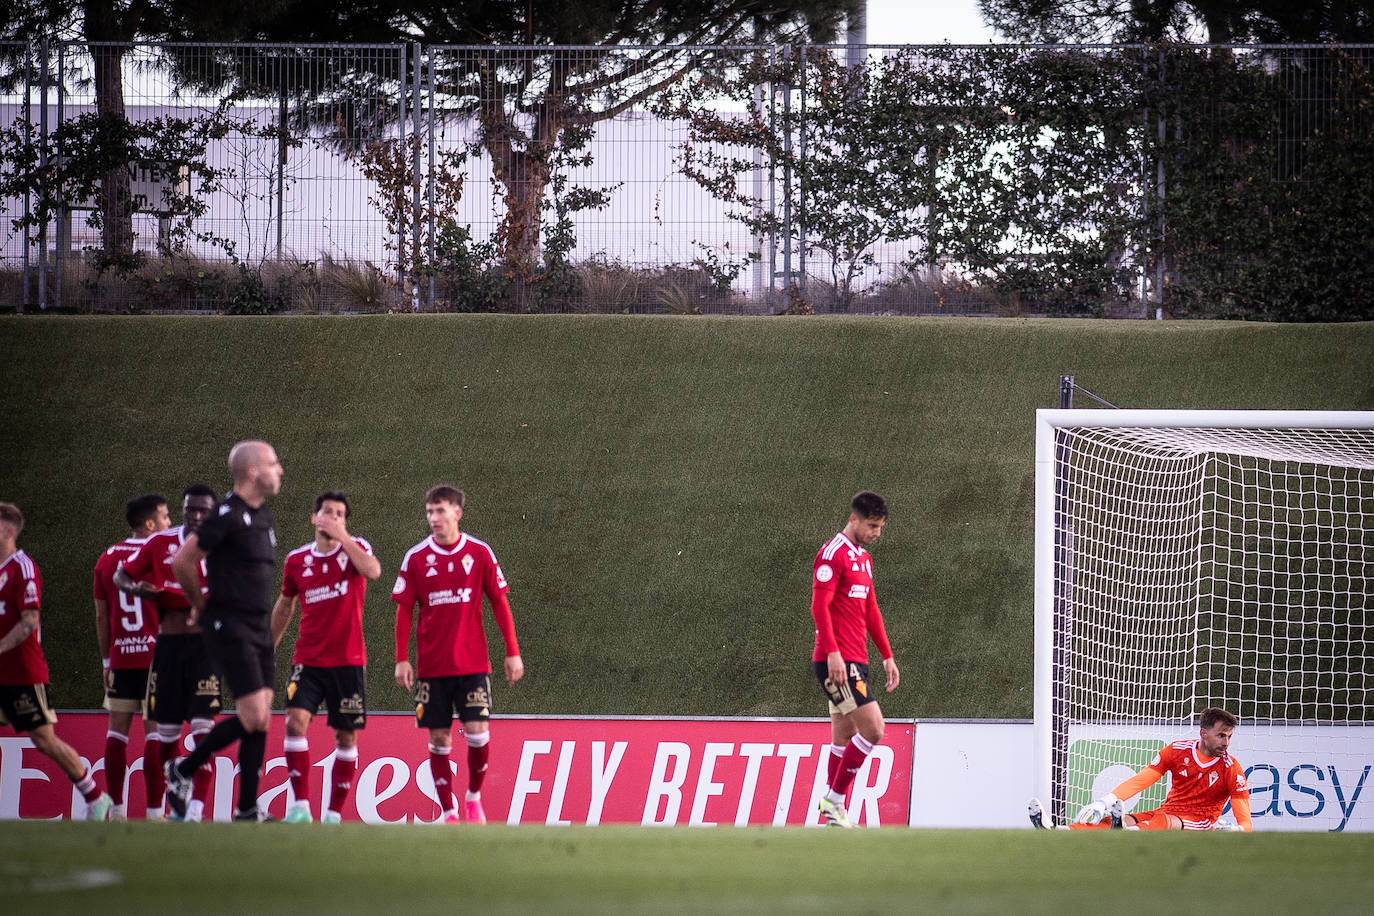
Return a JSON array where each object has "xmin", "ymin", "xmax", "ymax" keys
[{"xmin": 1032, "ymin": 408, "xmax": 1374, "ymax": 824}]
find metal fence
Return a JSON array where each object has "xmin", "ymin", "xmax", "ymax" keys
[{"xmin": 2, "ymin": 41, "xmax": 1371, "ymax": 316}]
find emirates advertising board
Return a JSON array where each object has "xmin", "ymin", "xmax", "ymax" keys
[{"xmin": 0, "ymin": 714, "xmax": 913, "ymax": 827}]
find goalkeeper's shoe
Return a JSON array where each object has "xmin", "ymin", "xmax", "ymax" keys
[
  {"xmin": 1028, "ymin": 797, "xmax": 1047, "ymax": 830},
  {"xmin": 1109, "ymin": 799, "xmax": 1124, "ymax": 830},
  {"xmin": 817, "ymin": 796, "xmax": 854, "ymax": 829}
]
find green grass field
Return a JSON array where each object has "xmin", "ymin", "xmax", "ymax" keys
[
  {"xmin": 3, "ymin": 822, "xmax": 1372, "ymax": 914},
  {"xmin": 2, "ymin": 315, "xmax": 1372, "ymax": 720}
]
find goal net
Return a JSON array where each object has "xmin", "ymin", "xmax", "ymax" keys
[{"xmin": 1033, "ymin": 410, "xmax": 1374, "ymax": 832}]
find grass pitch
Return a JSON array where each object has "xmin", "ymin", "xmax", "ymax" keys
[{"xmin": 2, "ymin": 822, "xmax": 1371, "ymax": 915}]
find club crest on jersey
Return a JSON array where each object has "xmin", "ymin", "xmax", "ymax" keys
[
  {"xmin": 1208, "ymin": 772, "xmax": 1219, "ymax": 787},
  {"xmin": 336, "ymin": 555, "xmax": 348, "ymax": 572},
  {"xmin": 462, "ymin": 555, "xmax": 474, "ymax": 575},
  {"xmin": 304, "ymin": 555, "xmax": 314, "ymax": 566},
  {"xmin": 0, "ymin": 571, "xmax": 7, "ymax": 590},
  {"xmin": 242, "ymin": 511, "xmax": 252, "ymax": 526}
]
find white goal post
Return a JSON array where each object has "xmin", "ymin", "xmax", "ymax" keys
[{"xmin": 1033, "ymin": 409, "xmax": 1374, "ymax": 831}]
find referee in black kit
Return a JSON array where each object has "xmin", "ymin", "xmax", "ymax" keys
[{"xmin": 166, "ymin": 440, "xmax": 284, "ymax": 822}]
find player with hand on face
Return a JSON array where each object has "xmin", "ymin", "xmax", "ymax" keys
[
  {"xmin": 810, "ymin": 491, "xmax": 900, "ymax": 829},
  {"xmin": 272, "ymin": 491, "xmax": 381, "ymax": 824},
  {"xmin": 394, "ymin": 486, "xmax": 523, "ymax": 825}
]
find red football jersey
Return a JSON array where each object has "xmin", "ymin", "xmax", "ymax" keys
[
  {"xmin": 811, "ymin": 532, "xmax": 892, "ymax": 663},
  {"xmin": 93, "ymin": 538, "xmax": 159, "ymax": 669},
  {"xmin": 119, "ymin": 526, "xmax": 204, "ymax": 613},
  {"xmin": 1149, "ymin": 739, "xmax": 1250, "ymax": 822},
  {"xmin": 0, "ymin": 549, "xmax": 49, "ymax": 686},
  {"xmin": 392, "ymin": 533, "xmax": 511, "ymax": 677},
  {"xmin": 280, "ymin": 537, "xmax": 373, "ymax": 667}
]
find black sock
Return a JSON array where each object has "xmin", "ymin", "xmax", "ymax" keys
[
  {"xmin": 178, "ymin": 716, "xmax": 246, "ymax": 777},
  {"xmin": 237, "ymin": 730, "xmax": 268, "ymax": 813}
]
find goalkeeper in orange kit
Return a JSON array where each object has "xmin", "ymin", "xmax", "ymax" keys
[{"xmin": 1030, "ymin": 707, "xmax": 1253, "ymax": 832}]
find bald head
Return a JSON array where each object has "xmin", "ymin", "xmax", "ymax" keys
[{"xmin": 228, "ymin": 440, "xmax": 283, "ymax": 505}]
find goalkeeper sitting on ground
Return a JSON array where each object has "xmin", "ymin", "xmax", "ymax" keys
[{"xmin": 1030, "ymin": 706, "xmax": 1253, "ymax": 832}]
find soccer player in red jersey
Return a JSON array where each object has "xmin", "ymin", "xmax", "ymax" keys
[
  {"xmin": 0, "ymin": 502, "xmax": 114, "ymax": 820},
  {"xmin": 272, "ymin": 491, "xmax": 381, "ymax": 824},
  {"xmin": 1052, "ymin": 707, "xmax": 1253, "ymax": 832},
  {"xmin": 393, "ymin": 485, "xmax": 524, "ymax": 825},
  {"xmin": 810, "ymin": 491, "xmax": 901, "ymax": 829},
  {"xmin": 93, "ymin": 493, "xmax": 170, "ymax": 819},
  {"xmin": 115, "ymin": 483, "xmax": 220, "ymax": 820}
]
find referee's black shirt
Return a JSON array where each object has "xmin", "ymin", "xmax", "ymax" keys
[{"xmin": 197, "ymin": 491, "xmax": 277, "ymax": 618}]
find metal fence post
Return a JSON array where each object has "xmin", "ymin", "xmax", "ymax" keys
[
  {"xmin": 426, "ymin": 46, "xmax": 436, "ymax": 312},
  {"xmin": 410, "ymin": 41, "xmax": 422, "ymax": 313},
  {"xmin": 36, "ymin": 38, "xmax": 49, "ymax": 311},
  {"xmin": 20, "ymin": 41, "xmax": 32, "ymax": 310}
]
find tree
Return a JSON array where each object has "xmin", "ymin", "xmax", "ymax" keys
[
  {"xmin": 665, "ymin": 45, "xmax": 1148, "ymax": 314},
  {"xmin": 978, "ymin": 0, "xmax": 1374, "ymax": 43},
  {"xmin": 162, "ymin": 1, "xmax": 860, "ymax": 280},
  {"xmin": 0, "ymin": 1, "xmax": 224, "ymax": 264}
]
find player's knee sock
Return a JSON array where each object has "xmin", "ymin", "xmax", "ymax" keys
[
  {"xmin": 237, "ymin": 730, "xmax": 267, "ymax": 814},
  {"xmin": 829, "ymin": 734, "xmax": 875, "ymax": 797},
  {"xmin": 284, "ymin": 735, "xmax": 311, "ymax": 808},
  {"xmin": 142, "ymin": 732, "xmax": 162, "ymax": 814},
  {"xmin": 429, "ymin": 744, "xmax": 454, "ymax": 813},
  {"xmin": 74, "ymin": 767, "xmax": 101, "ymax": 803},
  {"xmin": 1068, "ymin": 821, "xmax": 1112, "ymax": 830},
  {"xmin": 190, "ymin": 719, "xmax": 215, "ymax": 805},
  {"xmin": 177, "ymin": 716, "xmax": 245, "ymax": 778},
  {"xmin": 826, "ymin": 744, "xmax": 845, "ymax": 786},
  {"xmin": 1134, "ymin": 812, "xmax": 1172, "ymax": 830},
  {"xmin": 329, "ymin": 746, "xmax": 358, "ymax": 815},
  {"xmin": 465, "ymin": 731, "xmax": 491, "ymax": 796},
  {"xmin": 103, "ymin": 731, "xmax": 129, "ymax": 804}
]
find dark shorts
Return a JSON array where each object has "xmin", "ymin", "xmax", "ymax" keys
[
  {"xmin": 0, "ymin": 683, "xmax": 58, "ymax": 732},
  {"xmin": 103, "ymin": 666, "xmax": 151, "ymax": 714},
  {"xmin": 203, "ymin": 613, "xmax": 275, "ymax": 700},
  {"xmin": 285, "ymin": 664, "xmax": 367, "ymax": 731},
  {"xmin": 147, "ymin": 633, "xmax": 222, "ymax": 725},
  {"xmin": 414, "ymin": 674, "xmax": 492, "ymax": 729},
  {"xmin": 813, "ymin": 660, "xmax": 878, "ymax": 716}
]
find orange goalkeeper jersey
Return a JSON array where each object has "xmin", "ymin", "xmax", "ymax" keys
[{"xmin": 1148, "ymin": 739, "xmax": 1249, "ymax": 821}]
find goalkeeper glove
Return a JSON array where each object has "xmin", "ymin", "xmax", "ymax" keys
[{"xmin": 1075, "ymin": 792, "xmax": 1119, "ymax": 825}]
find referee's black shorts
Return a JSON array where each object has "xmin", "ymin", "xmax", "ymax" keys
[{"xmin": 203, "ymin": 612, "xmax": 275, "ymax": 700}]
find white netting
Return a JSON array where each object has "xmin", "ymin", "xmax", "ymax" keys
[{"xmin": 1048, "ymin": 423, "xmax": 1374, "ymax": 831}]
